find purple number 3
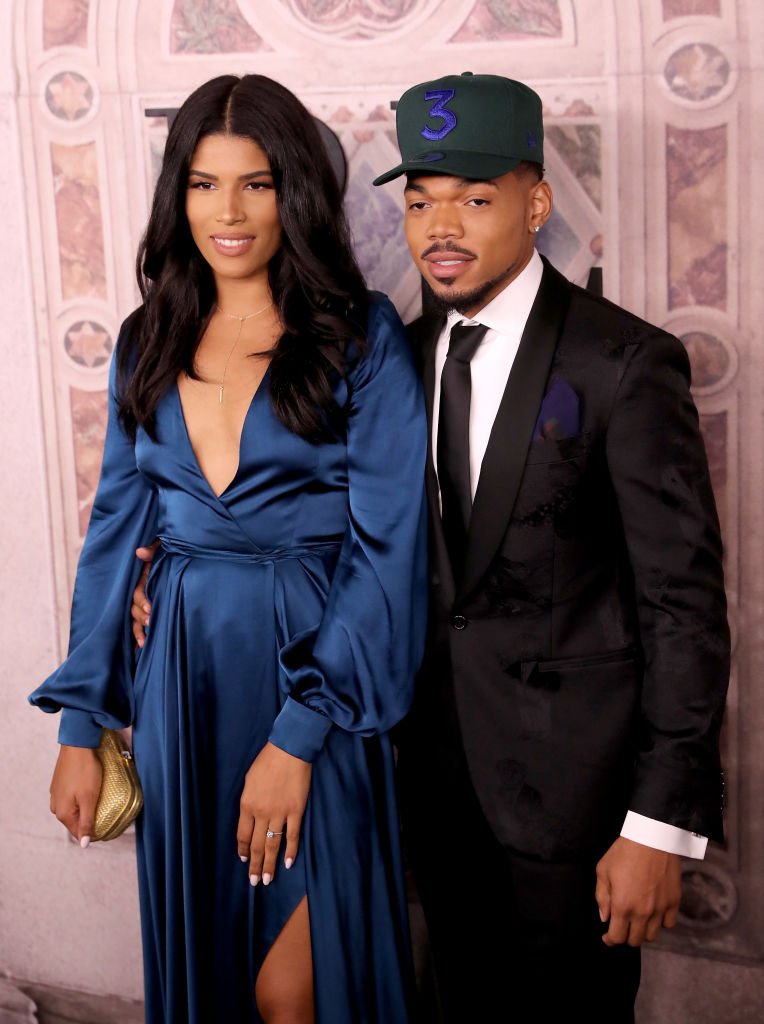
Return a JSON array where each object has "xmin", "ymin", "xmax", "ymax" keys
[{"xmin": 421, "ymin": 89, "xmax": 457, "ymax": 141}]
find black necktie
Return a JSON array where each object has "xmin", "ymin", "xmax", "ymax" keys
[{"xmin": 437, "ymin": 322, "xmax": 487, "ymax": 580}]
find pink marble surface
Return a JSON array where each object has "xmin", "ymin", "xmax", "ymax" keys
[
  {"xmin": 450, "ymin": 0, "xmax": 562, "ymax": 42},
  {"xmin": 546, "ymin": 124, "xmax": 602, "ymax": 209},
  {"xmin": 170, "ymin": 0, "xmax": 267, "ymax": 53},
  {"xmin": 662, "ymin": 0, "xmax": 721, "ymax": 18},
  {"xmin": 664, "ymin": 43, "xmax": 730, "ymax": 102},
  {"xmin": 69, "ymin": 387, "xmax": 107, "ymax": 536},
  {"xmin": 681, "ymin": 330, "xmax": 731, "ymax": 389},
  {"xmin": 43, "ymin": 0, "xmax": 89, "ymax": 48},
  {"xmin": 51, "ymin": 143, "xmax": 106, "ymax": 300},
  {"xmin": 667, "ymin": 125, "xmax": 727, "ymax": 310}
]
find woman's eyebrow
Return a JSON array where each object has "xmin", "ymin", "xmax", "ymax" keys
[{"xmin": 187, "ymin": 169, "xmax": 273, "ymax": 181}]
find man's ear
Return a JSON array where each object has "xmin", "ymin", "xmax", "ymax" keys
[{"xmin": 530, "ymin": 179, "xmax": 553, "ymax": 232}]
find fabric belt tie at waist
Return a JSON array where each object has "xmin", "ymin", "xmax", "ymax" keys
[{"xmin": 158, "ymin": 537, "xmax": 342, "ymax": 564}]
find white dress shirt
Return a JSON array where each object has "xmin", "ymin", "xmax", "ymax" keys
[{"xmin": 432, "ymin": 249, "xmax": 706, "ymax": 859}]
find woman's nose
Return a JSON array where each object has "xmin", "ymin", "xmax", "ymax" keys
[{"xmin": 217, "ymin": 190, "xmax": 244, "ymax": 224}]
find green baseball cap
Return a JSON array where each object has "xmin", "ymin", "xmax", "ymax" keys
[{"xmin": 373, "ymin": 71, "xmax": 543, "ymax": 186}]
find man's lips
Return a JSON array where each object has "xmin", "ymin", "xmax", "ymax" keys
[
  {"xmin": 422, "ymin": 248, "xmax": 476, "ymax": 280},
  {"xmin": 210, "ymin": 234, "xmax": 255, "ymax": 256}
]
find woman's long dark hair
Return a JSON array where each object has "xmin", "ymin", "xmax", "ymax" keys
[{"xmin": 118, "ymin": 74, "xmax": 368, "ymax": 442}]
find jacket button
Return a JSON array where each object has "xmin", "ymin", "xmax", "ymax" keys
[{"xmin": 450, "ymin": 614, "xmax": 468, "ymax": 630}]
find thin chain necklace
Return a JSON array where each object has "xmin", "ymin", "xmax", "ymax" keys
[{"xmin": 213, "ymin": 300, "xmax": 274, "ymax": 404}]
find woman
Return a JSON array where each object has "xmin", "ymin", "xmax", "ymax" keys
[{"xmin": 29, "ymin": 74, "xmax": 428, "ymax": 1024}]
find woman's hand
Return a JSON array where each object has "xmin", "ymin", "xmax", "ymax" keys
[
  {"xmin": 50, "ymin": 744, "xmax": 103, "ymax": 847},
  {"xmin": 237, "ymin": 742, "xmax": 312, "ymax": 886}
]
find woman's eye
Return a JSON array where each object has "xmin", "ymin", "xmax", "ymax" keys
[{"xmin": 189, "ymin": 181, "xmax": 215, "ymax": 190}]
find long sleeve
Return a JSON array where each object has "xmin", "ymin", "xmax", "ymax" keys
[
  {"xmin": 606, "ymin": 330, "xmax": 730, "ymax": 841},
  {"xmin": 268, "ymin": 294, "xmax": 429, "ymax": 762},
  {"xmin": 28, "ymin": 326, "xmax": 159, "ymax": 747}
]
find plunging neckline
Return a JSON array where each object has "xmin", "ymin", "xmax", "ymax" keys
[{"xmin": 174, "ymin": 364, "xmax": 271, "ymax": 501}]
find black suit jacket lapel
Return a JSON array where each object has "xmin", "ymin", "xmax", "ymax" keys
[
  {"xmin": 457, "ymin": 260, "xmax": 572, "ymax": 603},
  {"xmin": 408, "ymin": 312, "xmax": 457, "ymax": 606}
]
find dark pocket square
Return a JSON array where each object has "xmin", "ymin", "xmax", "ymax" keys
[{"xmin": 533, "ymin": 376, "xmax": 580, "ymax": 441}]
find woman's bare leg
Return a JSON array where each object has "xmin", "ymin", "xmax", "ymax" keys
[{"xmin": 255, "ymin": 895, "xmax": 315, "ymax": 1024}]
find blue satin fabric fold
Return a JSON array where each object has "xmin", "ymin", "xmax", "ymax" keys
[{"xmin": 29, "ymin": 292, "xmax": 428, "ymax": 1023}]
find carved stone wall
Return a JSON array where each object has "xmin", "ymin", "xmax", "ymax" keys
[{"xmin": 2, "ymin": 1, "xmax": 762, "ymax": 1017}]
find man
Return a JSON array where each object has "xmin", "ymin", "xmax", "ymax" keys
[
  {"xmin": 373, "ymin": 72, "xmax": 729, "ymax": 1023},
  {"xmin": 132, "ymin": 73, "xmax": 729, "ymax": 1022}
]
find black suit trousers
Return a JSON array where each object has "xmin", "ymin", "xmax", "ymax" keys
[{"xmin": 397, "ymin": 681, "xmax": 640, "ymax": 1024}]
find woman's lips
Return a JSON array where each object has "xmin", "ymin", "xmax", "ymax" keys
[{"xmin": 211, "ymin": 235, "xmax": 255, "ymax": 256}]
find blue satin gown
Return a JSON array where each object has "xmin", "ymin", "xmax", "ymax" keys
[{"xmin": 29, "ymin": 292, "xmax": 429, "ymax": 1023}]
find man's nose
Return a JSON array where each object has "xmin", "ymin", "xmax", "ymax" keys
[{"xmin": 426, "ymin": 205, "xmax": 463, "ymax": 239}]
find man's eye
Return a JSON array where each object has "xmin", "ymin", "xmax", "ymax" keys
[
  {"xmin": 467, "ymin": 198, "xmax": 489, "ymax": 207},
  {"xmin": 408, "ymin": 201, "xmax": 429, "ymax": 211}
]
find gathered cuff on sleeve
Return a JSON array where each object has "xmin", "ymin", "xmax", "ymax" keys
[
  {"xmin": 58, "ymin": 708, "xmax": 102, "ymax": 748},
  {"xmin": 268, "ymin": 696, "xmax": 333, "ymax": 763}
]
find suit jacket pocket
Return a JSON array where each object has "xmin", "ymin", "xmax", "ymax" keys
[
  {"xmin": 534, "ymin": 646, "xmax": 638, "ymax": 674},
  {"xmin": 524, "ymin": 430, "xmax": 591, "ymax": 466}
]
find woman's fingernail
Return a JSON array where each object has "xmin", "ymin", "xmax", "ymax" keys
[
  {"xmin": 249, "ymin": 874, "xmax": 259, "ymax": 887},
  {"xmin": 143, "ymin": 604, "xmax": 150, "ymax": 613},
  {"xmin": 80, "ymin": 836, "xmax": 91, "ymax": 849},
  {"xmin": 262, "ymin": 873, "xmax": 272, "ymax": 886},
  {"xmin": 240, "ymin": 855, "xmax": 248, "ymax": 863},
  {"xmin": 285, "ymin": 857, "xmax": 294, "ymax": 870}
]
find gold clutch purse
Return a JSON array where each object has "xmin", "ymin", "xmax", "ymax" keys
[{"xmin": 93, "ymin": 728, "xmax": 144, "ymax": 841}]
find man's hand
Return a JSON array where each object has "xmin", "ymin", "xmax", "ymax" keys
[
  {"xmin": 50, "ymin": 744, "xmax": 103, "ymax": 847},
  {"xmin": 595, "ymin": 836, "xmax": 681, "ymax": 946},
  {"xmin": 131, "ymin": 541, "xmax": 159, "ymax": 648}
]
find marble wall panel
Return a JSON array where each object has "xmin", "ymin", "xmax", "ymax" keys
[
  {"xmin": 667, "ymin": 125, "xmax": 727, "ymax": 310},
  {"xmin": 663, "ymin": 0, "xmax": 722, "ymax": 19},
  {"xmin": 69, "ymin": 387, "xmax": 108, "ymax": 537},
  {"xmin": 43, "ymin": 0, "xmax": 89, "ymax": 49},
  {"xmin": 51, "ymin": 142, "xmax": 107, "ymax": 300},
  {"xmin": 449, "ymin": 0, "xmax": 563, "ymax": 42},
  {"xmin": 170, "ymin": 0, "xmax": 268, "ymax": 54}
]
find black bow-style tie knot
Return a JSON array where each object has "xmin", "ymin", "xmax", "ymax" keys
[{"xmin": 438, "ymin": 321, "xmax": 488, "ymax": 584}]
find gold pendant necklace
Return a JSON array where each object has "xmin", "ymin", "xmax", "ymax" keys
[{"xmin": 214, "ymin": 300, "xmax": 274, "ymax": 404}]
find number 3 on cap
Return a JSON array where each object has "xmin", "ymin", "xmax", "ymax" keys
[{"xmin": 421, "ymin": 89, "xmax": 456, "ymax": 141}]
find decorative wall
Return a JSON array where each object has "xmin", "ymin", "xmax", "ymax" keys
[{"xmin": 2, "ymin": 1, "xmax": 762, "ymax": 1019}]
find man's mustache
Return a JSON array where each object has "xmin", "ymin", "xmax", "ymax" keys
[{"xmin": 420, "ymin": 243, "xmax": 478, "ymax": 260}]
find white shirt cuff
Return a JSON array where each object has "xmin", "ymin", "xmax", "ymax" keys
[{"xmin": 621, "ymin": 811, "xmax": 707, "ymax": 859}]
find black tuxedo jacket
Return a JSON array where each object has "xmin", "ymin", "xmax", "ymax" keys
[{"xmin": 399, "ymin": 256, "xmax": 730, "ymax": 862}]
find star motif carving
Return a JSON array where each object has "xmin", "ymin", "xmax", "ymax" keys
[
  {"xmin": 47, "ymin": 73, "xmax": 93, "ymax": 121},
  {"xmin": 65, "ymin": 321, "xmax": 112, "ymax": 367}
]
